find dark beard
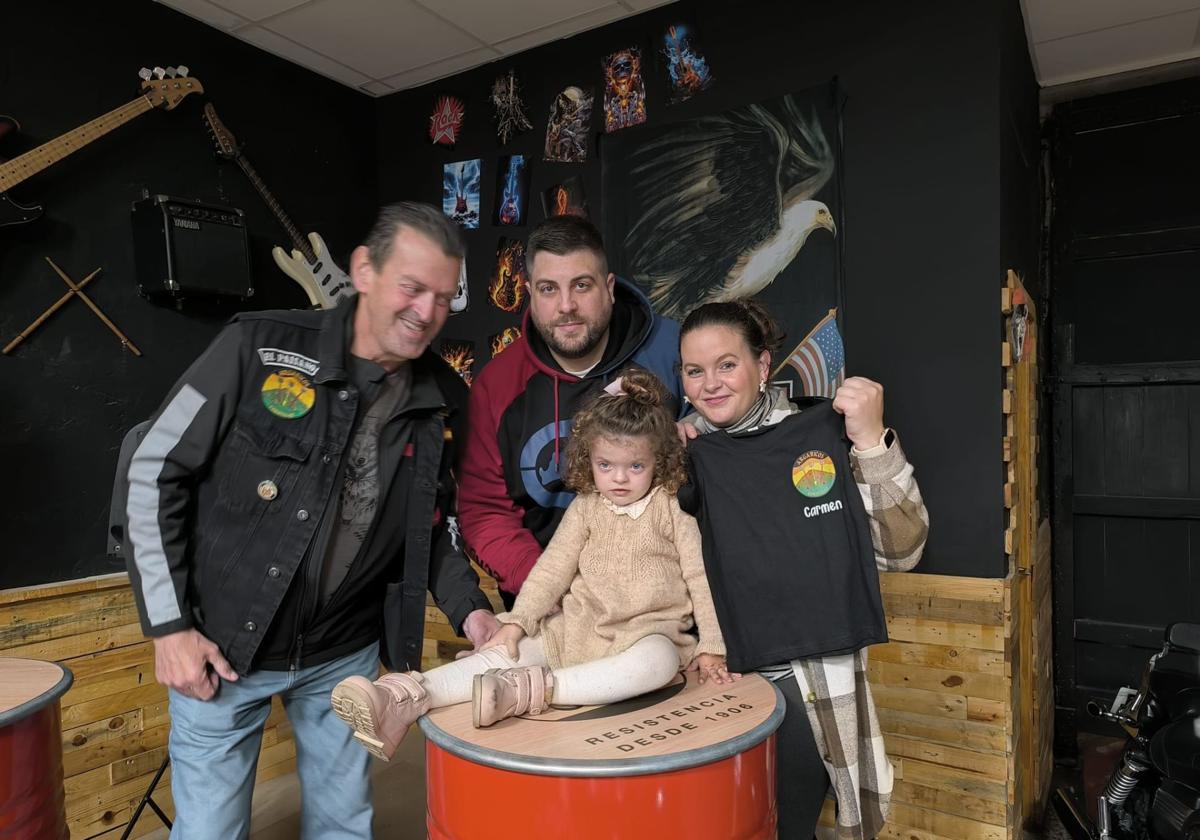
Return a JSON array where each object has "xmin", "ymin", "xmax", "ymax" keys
[{"xmin": 537, "ymin": 321, "xmax": 607, "ymax": 361}]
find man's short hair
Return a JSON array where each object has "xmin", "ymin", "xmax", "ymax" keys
[
  {"xmin": 526, "ymin": 215, "xmax": 608, "ymax": 276},
  {"xmin": 364, "ymin": 202, "xmax": 465, "ymax": 268}
]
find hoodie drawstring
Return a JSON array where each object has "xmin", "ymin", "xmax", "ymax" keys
[{"xmin": 553, "ymin": 376, "xmax": 561, "ymax": 466}]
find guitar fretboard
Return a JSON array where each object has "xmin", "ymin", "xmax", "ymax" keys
[
  {"xmin": 234, "ymin": 155, "xmax": 314, "ymax": 263},
  {"xmin": 0, "ymin": 97, "xmax": 155, "ymax": 192}
]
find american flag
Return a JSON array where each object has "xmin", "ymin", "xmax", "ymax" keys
[{"xmin": 777, "ymin": 309, "xmax": 845, "ymax": 398}]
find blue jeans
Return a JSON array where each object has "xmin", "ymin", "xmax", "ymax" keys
[{"xmin": 167, "ymin": 643, "xmax": 379, "ymax": 840}]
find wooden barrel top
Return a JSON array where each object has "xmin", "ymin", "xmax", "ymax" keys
[
  {"xmin": 0, "ymin": 658, "xmax": 73, "ymax": 727},
  {"xmin": 418, "ymin": 670, "xmax": 783, "ymax": 778}
]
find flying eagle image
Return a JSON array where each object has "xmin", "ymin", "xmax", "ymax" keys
[{"xmin": 622, "ymin": 95, "xmax": 836, "ymax": 319}]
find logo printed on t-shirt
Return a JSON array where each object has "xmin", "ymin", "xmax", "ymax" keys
[
  {"xmin": 791, "ymin": 450, "xmax": 836, "ymax": 498},
  {"xmin": 261, "ymin": 369, "xmax": 315, "ymax": 419}
]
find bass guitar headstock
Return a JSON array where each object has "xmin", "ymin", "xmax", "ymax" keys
[{"xmin": 138, "ymin": 66, "xmax": 203, "ymax": 110}]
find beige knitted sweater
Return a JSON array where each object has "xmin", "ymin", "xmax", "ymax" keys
[{"xmin": 495, "ymin": 487, "xmax": 725, "ymax": 670}]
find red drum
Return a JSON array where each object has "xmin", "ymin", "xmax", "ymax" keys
[
  {"xmin": 420, "ymin": 671, "xmax": 783, "ymax": 840},
  {"xmin": 0, "ymin": 659, "xmax": 72, "ymax": 840}
]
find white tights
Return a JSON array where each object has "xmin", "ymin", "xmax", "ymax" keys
[{"xmin": 419, "ymin": 633, "xmax": 680, "ymax": 708}]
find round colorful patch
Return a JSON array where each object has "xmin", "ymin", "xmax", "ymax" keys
[
  {"xmin": 261, "ymin": 369, "xmax": 315, "ymax": 419},
  {"xmin": 792, "ymin": 450, "xmax": 836, "ymax": 498}
]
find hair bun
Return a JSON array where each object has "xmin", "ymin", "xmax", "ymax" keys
[{"xmin": 614, "ymin": 368, "xmax": 664, "ymax": 407}]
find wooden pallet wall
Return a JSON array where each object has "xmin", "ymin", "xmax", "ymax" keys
[
  {"xmin": 1002, "ymin": 269, "xmax": 1054, "ymax": 827},
  {"xmin": 0, "ymin": 575, "xmax": 295, "ymax": 840}
]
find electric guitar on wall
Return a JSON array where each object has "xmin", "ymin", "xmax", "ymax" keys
[
  {"xmin": 202, "ymin": 103, "xmax": 353, "ymax": 309},
  {"xmin": 0, "ymin": 67, "xmax": 203, "ymax": 228}
]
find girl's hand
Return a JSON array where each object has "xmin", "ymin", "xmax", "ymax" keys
[
  {"xmin": 691, "ymin": 653, "xmax": 739, "ymax": 685},
  {"xmin": 479, "ymin": 623, "xmax": 525, "ymax": 661}
]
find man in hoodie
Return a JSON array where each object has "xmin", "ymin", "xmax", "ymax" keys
[{"xmin": 459, "ymin": 215, "xmax": 682, "ymax": 606}]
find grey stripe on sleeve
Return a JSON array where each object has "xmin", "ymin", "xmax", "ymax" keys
[{"xmin": 126, "ymin": 384, "xmax": 207, "ymax": 627}]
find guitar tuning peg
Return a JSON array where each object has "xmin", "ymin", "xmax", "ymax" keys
[
  {"xmin": 138, "ymin": 68, "xmax": 153, "ymax": 81},
  {"xmin": 153, "ymin": 66, "xmax": 166, "ymax": 80},
  {"xmin": 177, "ymin": 65, "xmax": 190, "ymax": 77},
  {"xmin": 165, "ymin": 66, "xmax": 177, "ymax": 78}
]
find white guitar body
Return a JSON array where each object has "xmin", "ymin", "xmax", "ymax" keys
[{"xmin": 271, "ymin": 231, "xmax": 354, "ymax": 310}]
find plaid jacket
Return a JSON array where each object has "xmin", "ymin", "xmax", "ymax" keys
[
  {"xmin": 787, "ymin": 406, "xmax": 928, "ymax": 839},
  {"xmin": 694, "ymin": 391, "xmax": 929, "ymax": 839}
]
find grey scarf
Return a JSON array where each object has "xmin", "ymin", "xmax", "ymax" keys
[{"xmin": 690, "ymin": 385, "xmax": 796, "ymax": 436}]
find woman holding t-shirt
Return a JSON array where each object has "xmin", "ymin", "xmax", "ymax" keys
[{"xmin": 677, "ymin": 300, "xmax": 929, "ymax": 839}]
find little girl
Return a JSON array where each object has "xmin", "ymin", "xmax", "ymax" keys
[{"xmin": 330, "ymin": 368, "xmax": 729, "ymax": 761}]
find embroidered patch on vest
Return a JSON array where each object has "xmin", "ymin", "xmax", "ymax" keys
[
  {"xmin": 791, "ymin": 450, "xmax": 836, "ymax": 498},
  {"xmin": 257, "ymin": 347, "xmax": 319, "ymax": 376},
  {"xmin": 261, "ymin": 369, "xmax": 315, "ymax": 419}
]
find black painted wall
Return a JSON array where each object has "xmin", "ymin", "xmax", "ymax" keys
[
  {"xmin": 377, "ymin": 0, "xmax": 1040, "ymax": 577},
  {"xmin": 2, "ymin": 0, "xmax": 1038, "ymax": 587},
  {"xmin": 1, "ymin": 3, "xmax": 377, "ymax": 587}
]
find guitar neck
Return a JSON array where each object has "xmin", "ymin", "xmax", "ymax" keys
[
  {"xmin": 233, "ymin": 154, "xmax": 314, "ymax": 262},
  {"xmin": 0, "ymin": 96, "xmax": 155, "ymax": 192}
]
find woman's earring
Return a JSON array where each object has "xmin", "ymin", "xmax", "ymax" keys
[{"xmin": 759, "ymin": 379, "xmax": 767, "ymax": 394}]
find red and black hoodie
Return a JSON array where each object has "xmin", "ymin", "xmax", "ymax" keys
[{"xmin": 459, "ymin": 278, "xmax": 683, "ymax": 596}]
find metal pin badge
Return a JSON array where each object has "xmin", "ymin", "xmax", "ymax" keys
[{"xmin": 257, "ymin": 480, "xmax": 279, "ymax": 501}]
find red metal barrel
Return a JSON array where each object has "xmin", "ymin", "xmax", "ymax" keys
[
  {"xmin": 420, "ymin": 671, "xmax": 783, "ymax": 839},
  {"xmin": 0, "ymin": 659, "xmax": 73, "ymax": 840}
]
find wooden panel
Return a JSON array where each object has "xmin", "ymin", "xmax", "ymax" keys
[
  {"xmin": 868, "ymin": 659, "xmax": 1008, "ymax": 702},
  {"xmin": 877, "ymin": 708, "xmax": 1006, "ymax": 754},
  {"xmin": 886, "ymin": 617, "xmax": 1006, "ymax": 652},
  {"xmin": 871, "ymin": 641, "xmax": 1005, "ymax": 676},
  {"xmin": 0, "ymin": 575, "xmax": 290, "ymax": 840},
  {"xmin": 893, "ymin": 779, "xmax": 1007, "ymax": 826}
]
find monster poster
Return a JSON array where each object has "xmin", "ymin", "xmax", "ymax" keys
[
  {"xmin": 489, "ymin": 327, "xmax": 522, "ymax": 358},
  {"xmin": 442, "ymin": 159, "xmax": 481, "ymax": 230},
  {"xmin": 493, "ymin": 155, "xmax": 530, "ymax": 226},
  {"xmin": 602, "ymin": 83, "xmax": 843, "ymax": 396},
  {"xmin": 660, "ymin": 24, "xmax": 714, "ymax": 104},
  {"xmin": 544, "ymin": 86, "xmax": 594, "ymax": 163},
  {"xmin": 491, "ymin": 69, "xmax": 533, "ymax": 146},
  {"xmin": 489, "ymin": 238, "xmax": 528, "ymax": 313},
  {"xmin": 439, "ymin": 339, "xmax": 475, "ymax": 387},
  {"xmin": 602, "ymin": 47, "xmax": 647, "ymax": 132},
  {"xmin": 541, "ymin": 176, "xmax": 588, "ymax": 219}
]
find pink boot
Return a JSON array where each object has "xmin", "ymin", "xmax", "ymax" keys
[
  {"xmin": 472, "ymin": 665, "xmax": 553, "ymax": 728},
  {"xmin": 331, "ymin": 671, "xmax": 430, "ymax": 761}
]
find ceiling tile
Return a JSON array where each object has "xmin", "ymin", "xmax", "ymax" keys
[
  {"xmin": 1024, "ymin": 0, "xmax": 1200, "ymax": 44},
  {"xmin": 380, "ymin": 47, "xmax": 500, "ymax": 91},
  {"xmin": 157, "ymin": 0, "xmax": 247, "ymax": 31},
  {"xmin": 419, "ymin": 0, "xmax": 615, "ymax": 44},
  {"xmin": 359, "ymin": 80, "xmax": 394, "ymax": 96},
  {"xmin": 493, "ymin": 4, "xmax": 631, "ymax": 56},
  {"xmin": 265, "ymin": 0, "xmax": 484, "ymax": 79},
  {"xmin": 236, "ymin": 25, "xmax": 372, "ymax": 87},
  {"xmin": 213, "ymin": 0, "xmax": 311, "ymax": 22},
  {"xmin": 1035, "ymin": 11, "xmax": 1200, "ymax": 85}
]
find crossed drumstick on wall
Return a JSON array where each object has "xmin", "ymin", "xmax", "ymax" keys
[{"xmin": 3, "ymin": 257, "xmax": 141, "ymax": 356}]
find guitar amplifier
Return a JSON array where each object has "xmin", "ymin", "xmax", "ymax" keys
[{"xmin": 131, "ymin": 195, "xmax": 254, "ymax": 300}]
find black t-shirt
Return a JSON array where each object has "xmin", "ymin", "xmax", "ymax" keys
[{"xmin": 680, "ymin": 402, "xmax": 887, "ymax": 672}]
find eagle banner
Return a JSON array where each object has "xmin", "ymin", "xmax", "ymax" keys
[{"xmin": 602, "ymin": 81, "xmax": 844, "ymax": 398}]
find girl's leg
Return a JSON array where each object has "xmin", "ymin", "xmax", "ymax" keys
[
  {"xmin": 473, "ymin": 634, "xmax": 680, "ymax": 727},
  {"xmin": 420, "ymin": 636, "xmax": 547, "ymax": 706},
  {"xmin": 331, "ymin": 637, "xmax": 546, "ymax": 760},
  {"xmin": 552, "ymin": 633, "xmax": 680, "ymax": 706}
]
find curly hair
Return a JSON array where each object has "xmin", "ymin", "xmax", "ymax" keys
[{"xmin": 563, "ymin": 368, "xmax": 688, "ymax": 496}]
